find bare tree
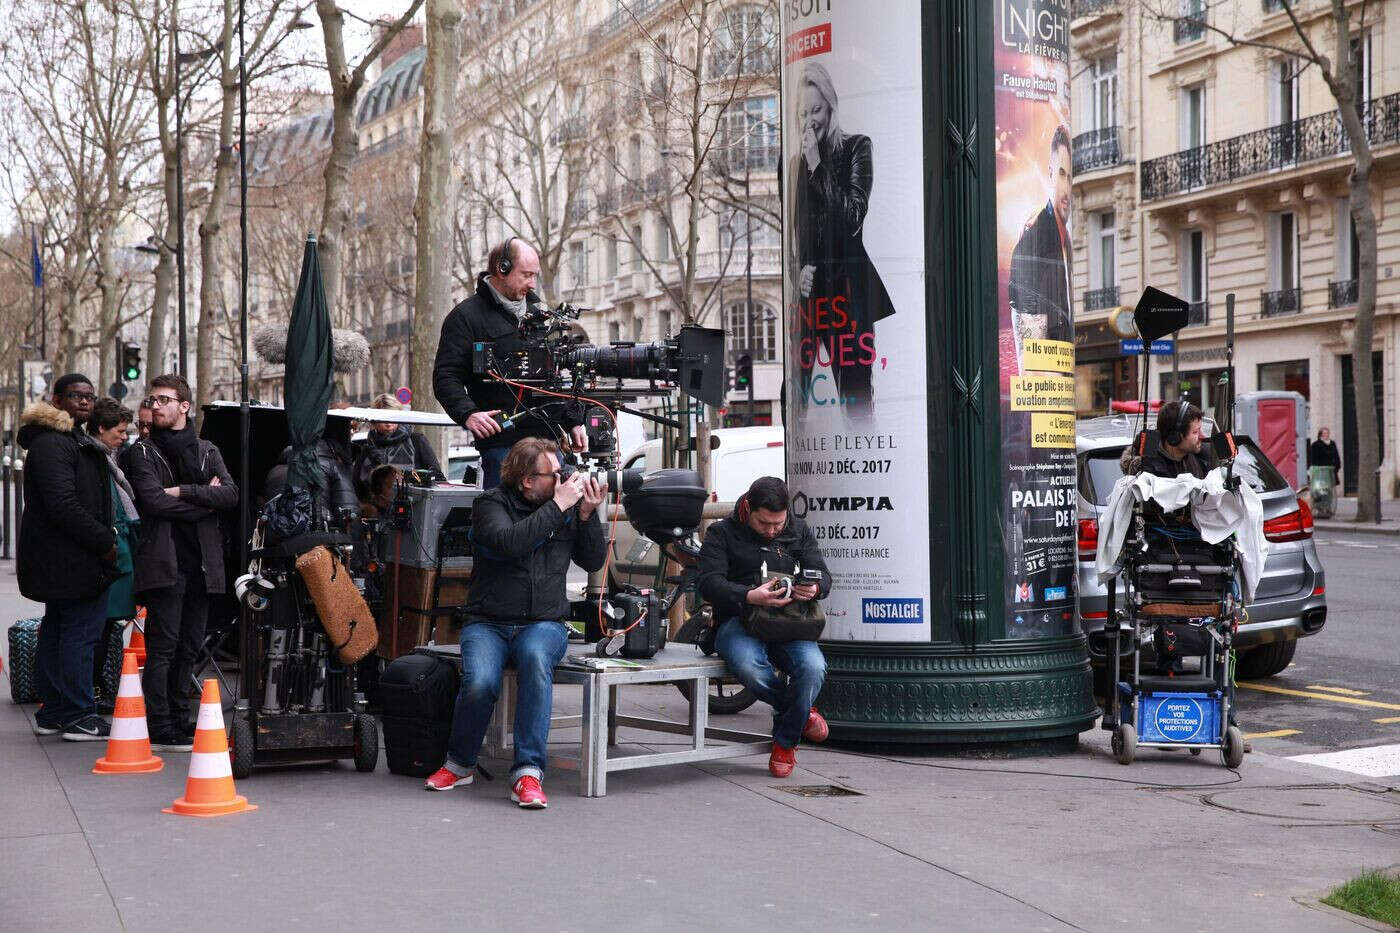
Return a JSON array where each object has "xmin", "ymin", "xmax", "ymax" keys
[
  {"xmin": 458, "ymin": 0, "xmax": 598, "ymax": 297},
  {"xmin": 312, "ymin": 0, "xmax": 424, "ymax": 326},
  {"xmin": 598, "ymin": 0, "xmax": 778, "ymax": 327},
  {"xmin": 1146, "ymin": 0, "xmax": 1384, "ymax": 522}
]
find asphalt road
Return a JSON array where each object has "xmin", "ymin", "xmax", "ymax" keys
[{"xmin": 1233, "ymin": 530, "xmax": 1400, "ymax": 755}]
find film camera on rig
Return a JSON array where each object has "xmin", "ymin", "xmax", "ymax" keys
[{"xmin": 472, "ymin": 302, "xmax": 727, "ymax": 658}]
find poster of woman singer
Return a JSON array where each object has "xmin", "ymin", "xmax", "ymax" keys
[{"xmin": 786, "ymin": 61, "xmax": 896, "ymax": 410}]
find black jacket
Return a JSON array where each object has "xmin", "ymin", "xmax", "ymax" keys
[
  {"xmin": 265, "ymin": 440, "xmax": 360, "ymax": 523},
  {"xmin": 463, "ymin": 484, "xmax": 607, "ymax": 624},
  {"xmin": 1308, "ymin": 439, "xmax": 1341, "ymax": 472},
  {"xmin": 432, "ymin": 272, "xmax": 581, "ymax": 450},
  {"xmin": 1135, "ymin": 440, "xmax": 1215, "ymax": 529},
  {"xmin": 697, "ymin": 499, "xmax": 831, "ymax": 622},
  {"xmin": 1008, "ymin": 201, "xmax": 1074, "ymax": 344},
  {"xmin": 788, "ymin": 133, "xmax": 895, "ymax": 331},
  {"xmin": 126, "ymin": 435, "xmax": 239, "ymax": 594},
  {"xmin": 352, "ymin": 427, "xmax": 441, "ymax": 498},
  {"xmin": 16, "ymin": 402, "xmax": 117, "ymax": 603}
]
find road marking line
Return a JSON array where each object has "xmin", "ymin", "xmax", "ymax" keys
[
  {"xmin": 1243, "ymin": 729, "xmax": 1300, "ymax": 739},
  {"xmin": 1374, "ymin": 717, "xmax": 1400, "ymax": 724},
  {"xmin": 1305, "ymin": 685, "xmax": 1371, "ymax": 696},
  {"xmin": 1288, "ymin": 744, "xmax": 1400, "ymax": 778},
  {"xmin": 1236, "ymin": 682, "xmax": 1400, "ymax": 710}
]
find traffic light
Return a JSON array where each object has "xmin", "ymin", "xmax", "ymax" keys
[
  {"xmin": 734, "ymin": 353, "xmax": 753, "ymax": 391},
  {"xmin": 122, "ymin": 343, "xmax": 142, "ymax": 381}
]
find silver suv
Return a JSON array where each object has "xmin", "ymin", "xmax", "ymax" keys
[{"xmin": 1075, "ymin": 414, "xmax": 1327, "ymax": 679}]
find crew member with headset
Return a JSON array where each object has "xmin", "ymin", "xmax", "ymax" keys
[{"xmin": 433, "ymin": 237, "xmax": 587, "ymax": 488}]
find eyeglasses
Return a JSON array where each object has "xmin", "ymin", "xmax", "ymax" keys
[
  {"xmin": 143, "ymin": 394, "xmax": 181, "ymax": 408},
  {"xmin": 531, "ymin": 470, "xmax": 562, "ymax": 479},
  {"xmin": 64, "ymin": 391, "xmax": 96, "ymax": 402}
]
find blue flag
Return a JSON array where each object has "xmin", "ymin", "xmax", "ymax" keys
[{"xmin": 30, "ymin": 229, "xmax": 42, "ymax": 288}]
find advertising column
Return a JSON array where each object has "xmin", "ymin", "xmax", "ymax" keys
[
  {"xmin": 781, "ymin": 0, "xmax": 929, "ymax": 641},
  {"xmin": 995, "ymin": 1, "xmax": 1079, "ymax": 641}
]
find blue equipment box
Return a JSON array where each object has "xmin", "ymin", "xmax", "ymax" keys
[{"xmin": 1137, "ymin": 692, "xmax": 1221, "ymax": 745}]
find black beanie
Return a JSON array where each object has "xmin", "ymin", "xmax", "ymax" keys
[{"xmin": 52, "ymin": 373, "xmax": 94, "ymax": 397}]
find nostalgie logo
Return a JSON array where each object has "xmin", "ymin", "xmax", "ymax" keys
[
  {"xmin": 998, "ymin": 0, "xmax": 1070, "ymax": 62},
  {"xmin": 862, "ymin": 598, "xmax": 923, "ymax": 624}
]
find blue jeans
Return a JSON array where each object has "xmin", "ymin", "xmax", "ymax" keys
[
  {"xmin": 446, "ymin": 621, "xmax": 569, "ymax": 782},
  {"xmin": 35, "ymin": 592, "xmax": 109, "ymax": 727},
  {"xmin": 716, "ymin": 616, "xmax": 827, "ymax": 748},
  {"xmin": 480, "ymin": 446, "xmax": 509, "ymax": 490}
]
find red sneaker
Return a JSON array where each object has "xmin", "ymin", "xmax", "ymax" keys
[
  {"xmin": 769, "ymin": 743, "xmax": 796, "ymax": 778},
  {"xmin": 802, "ymin": 707, "xmax": 829, "ymax": 743},
  {"xmin": 511, "ymin": 775, "xmax": 548, "ymax": 809},
  {"xmin": 424, "ymin": 767, "xmax": 474, "ymax": 791}
]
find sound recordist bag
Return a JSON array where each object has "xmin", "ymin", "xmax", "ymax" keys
[
  {"xmin": 742, "ymin": 599, "xmax": 826, "ymax": 644},
  {"xmin": 295, "ymin": 546, "xmax": 378, "ymax": 664}
]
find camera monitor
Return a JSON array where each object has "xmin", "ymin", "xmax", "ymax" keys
[{"xmin": 675, "ymin": 324, "xmax": 726, "ymax": 408}]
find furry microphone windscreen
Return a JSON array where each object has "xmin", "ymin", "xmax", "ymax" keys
[{"xmin": 253, "ymin": 325, "xmax": 372, "ymax": 375}]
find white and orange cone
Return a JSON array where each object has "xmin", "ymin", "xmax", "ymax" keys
[
  {"xmin": 163, "ymin": 679, "xmax": 255, "ymax": 818},
  {"xmin": 93, "ymin": 653, "xmax": 163, "ymax": 774},
  {"xmin": 126, "ymin": 611, "xmax": 147, "ymax": 667}
]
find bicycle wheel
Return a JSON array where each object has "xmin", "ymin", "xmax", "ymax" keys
[{"xmin": 674, "ymin": 677, "xmax": 758, "ymax": 715}]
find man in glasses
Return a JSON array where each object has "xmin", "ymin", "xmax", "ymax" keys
[
  {"xmin": 424, "ymin": 436, "xmax": 605, "ymax": 809},
  {"xmin": 17, "ymin": 373, "xmax": 119, "ymax": 741},
  {"xmin": 125, "ymin": 373, "xmax": 239, "ymax": 751}
]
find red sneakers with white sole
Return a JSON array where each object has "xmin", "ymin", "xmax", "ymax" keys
[
  {"xmin": 424, "ymin": 767, "xmax": 474, "ymax": 791},
  {"xmin": 511, "ymin": 775, "xmax": 548, "ymax": 809}
]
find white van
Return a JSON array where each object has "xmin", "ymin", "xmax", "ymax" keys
[{"xmin": 609, "ymin": 425, "xmax": 785, "ymax": 584}]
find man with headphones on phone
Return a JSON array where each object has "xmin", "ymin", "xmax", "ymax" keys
[{"xmin": 433, "ymin": 236, "xmax": 587, "ymax": 488}]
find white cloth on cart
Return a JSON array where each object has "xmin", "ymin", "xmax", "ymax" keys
[{"xmin": 1095, "ymin": 468, "xmax": 1269, "ymax": 601}]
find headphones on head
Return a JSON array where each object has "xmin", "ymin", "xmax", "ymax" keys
[
  {"xmin": 496, "ymin": 235, "xmax": 518, "ymax": 277},
  {"xmin": 737, "ymin": 495, "xmax": 750, "ymax": 525},
  {"xmin": 1165, "ymin": 401, "xmax": 1196, "ymax": 447}
]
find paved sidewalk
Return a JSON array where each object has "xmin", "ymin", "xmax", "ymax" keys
[
  {"xmin": 1, "ymin": 567, "xmax": 1396, "ymax": 932},
  {"xmin": 1313, "ymin": 495, "xmax": 1400, "ymax": 537}
]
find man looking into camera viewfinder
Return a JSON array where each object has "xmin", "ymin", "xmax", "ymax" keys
[{"xmin": 433, "ymin": 237, "xmax": 587, "ymax": 488}]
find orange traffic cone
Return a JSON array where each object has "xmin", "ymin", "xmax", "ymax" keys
[
  {"xmin": 93, "ymin": 653, "xmax": 163, "ymax": 774},
  {"xmin": 127, "ymin": 612, "xmax": 147, "ymax": 666},
  {"xmin": 163, "ymin": 680, "xmax": 255, "ymax": 818}
]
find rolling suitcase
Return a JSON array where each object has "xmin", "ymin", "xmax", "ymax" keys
[
  {"xmin": 8, "ymin": 618, "xmax": 41, "ymax": 703},
  {"xmin": 379, "ymin": 652, "xmax": 459, "ymax": 777}
]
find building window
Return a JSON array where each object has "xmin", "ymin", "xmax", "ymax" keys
[
  {"xmin": 569, "ymin": 241, "xmax": 587, "ymax": 289},
  {"xmin": 1182, "ymin": 229, "xmax": 1207, "ymax": 323},
  {"xmin": 629, "ymin": 224, "xmax": 643, "ymax": 272},
  {"xmin": 1351, "ymin": 31, "xmax": 1372, "ymax": 107},
  {"xmin": 722, "ymin": 300, "xmax": 779, "ymax": 362},
  {"xmin": 606, "ymin": 236, "xmax": 619, "ymax": 279},
  {"xmin": 1258, "ymin": 359, "xmax": 1310, "ymax": 400},
  {"xmin": 655, "ymin": 214, "xmax": 670, "ymax": 261},
  {"xmin": 720, "ymin": 203, "xmax": 780, "ymax": 254},
  {"xmin": 712, "ymin": 4, "xmax": 776, "ymax": 77},
  {"xmin": 1090, "ymin": 55, "xmax": 1117, "ymax": 130},
  {"xmin": 721, "ymin": 96, "xmax": 779, "ymax": 173},
  {"xmin": 1180, "ymin": 84, "xmax": 1206, "ymax": 150},
  {"xmin": 1090, "ymin": 210, "xmax": 1117, "ymax": 291},
  {"xmin": 608, "ymin": 320, "xmax": 621, "ymax": 343},
  {"xmin": 1268, "ymin": 212, "xmax": 1299, "ymax": 291},
  {"xmin": 1175, "ymin": 0, "xmax": 1205, "ymax": 43},
  {"xmin": 1270, "ymin": 59, "xmax": 1300, "ymax": 163},
  {"xmin": 1336, "ymin": 199, "xmax": 1360, "ymax": 282}
]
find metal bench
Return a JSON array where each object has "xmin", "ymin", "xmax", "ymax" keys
[{"xmin": 417, "ymin": 642, "xmax": 771, "ymax": 797}]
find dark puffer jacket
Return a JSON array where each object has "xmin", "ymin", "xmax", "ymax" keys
[
  {"xmin": 697, "ymin": 497, "xmax": 831, "ymax": 622},
  {"xmin": 462, "ymin": 484, "xmax": 607, "ymax": 624},
  {"xmin": 16, "ymin": 402, "xmax": 117, "ymax": 603},
  {"xmin": 125, "ymin": 437, "xmax": 239, "ymax": 594},
  {"xmin": 351, "ymin": 427, "xmax": 440, "ymax": 498},
  {"xmin": 264, "ymin": 440, "xmax": 360, "ymax": 523}
]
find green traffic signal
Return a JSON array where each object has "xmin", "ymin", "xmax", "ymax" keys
[
  {"xmin": 122, "ymin": 343, "xmax": 142, "ymax": 381},
  {"xmin": 734, "ymin": 353, "xmax": 753, "ymax": 388}
]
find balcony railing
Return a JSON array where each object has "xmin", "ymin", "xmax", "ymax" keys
[
  {"xmin": 1174, "ymin": 16, "xmax": 1205, "ymax": 43},
  {"xmin": 1072, "ymin": 127, "xmax": 1123, "ymax": 174},
  {"xmin": 596, "ymin": 189, "xmax": 619, "ymax": 216},
  {"xmin": 551, "ymin": 115, "xmax": 589, "ymax": 145},
  {"xmin": 1142, "ymin": 90, "xmax": 1400, "ymax": 201},
  {"xmin": 1328, "ymin": 278, "xmax": 1358, "ymax": 308},
  {"xmin": 645, "ymin": 168, "xmax": 669, "ymax": 196},
  {"xmin": 566, "ymin": 197, "xmax": 591, "ymax": 225},
  {"xmin": 1260, "ymin": 286, "xmax": 1302, "ymax": 317},
  {"xmin": 1071, "ymin": 0, "xmax": 1117, "ymax": 16},
  {"xmin": 589, "ymin": 0, "xmax": 662, "ymax": 47},
  {"xmin": 708, "ymin": 47, "xmax": 777, "ymax": 80},
  {"xmin": 619, "ymin": 179, "xmax": 645, "ymax": 206},
  {"xmin": 1084, "ymin": 286, "xmax": 1120, "ymax": 312},
  {"xmin": 1261, "ymin": 0, "xmax": 1286, "ymax": 11},
  {"xmin": 709, "ymin": 143, "xmax": 781, "ymax": 177},
  {"xmin": 1188, "ymin": 300, "xmax": 1209, "ymax": 326}
]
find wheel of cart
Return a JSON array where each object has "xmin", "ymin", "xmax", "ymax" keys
[{"xmin": 657, "ymin": 539, "xmax": 757, "ymax": 715}]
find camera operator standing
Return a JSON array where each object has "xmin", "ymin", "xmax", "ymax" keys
[
  {"xmin": 433, "ymin": 237, "xmax": 587, "ymax": 488},
  {"xmin": 698, "ymin": 477, "xmax": 832, "ymax": 778},
  {"xmin": 423, "ymin": 437, "xmax": 605, "ymax": 809}
]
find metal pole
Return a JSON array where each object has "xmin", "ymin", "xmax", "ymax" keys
[
  {"xmin": 744, "ymin": 152, "xmax": 754, "ymax": 426},
  {"xmin": 238, "ymin": 0, "xmax": 250, "ymax": 565},
  {"xmin": 174, "ymin": 15, "xmax": 189, "ymax": 378}
]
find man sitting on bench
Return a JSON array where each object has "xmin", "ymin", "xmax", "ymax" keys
[{"xmin": 424, "ymin": 437, "xmax": 605, "ymax": 809}]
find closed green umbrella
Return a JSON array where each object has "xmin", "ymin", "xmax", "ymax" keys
[{"xmin": 284, "ymin": 233, "xmax": 333, "ymax": 500}]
